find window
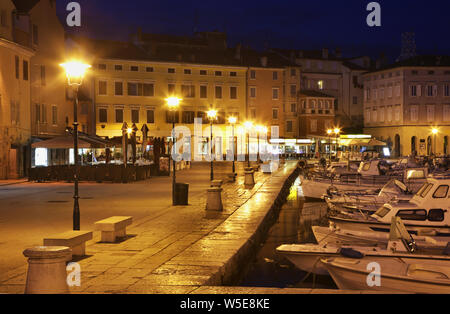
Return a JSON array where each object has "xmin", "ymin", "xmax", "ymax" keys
[
  {"xmin": 433, "ymin": 185, "xmax": 449, "ymax": 198},
  {"xmin": 310, "ymin": 119, "xmax": 317, "ymax": 132},
  {"xmin": 182, "ymin": 111, "xmax": 195, "ymax": 124},
  {"xmin": 272, "ymin": 88, "xmax": 279, "ymax": 100},
  {"xmin": 230, "ymin": 86, "xmax": 237, "ymax": 99},
  {"xmin": 200, "ymin": 70, "xmax": 207, "ymax": 75},
  {"xmin": 200, "ymin": 85, "xmax": 207, "ymax": 98},
  {"xmin": 146, "ymin": 109, "xmax": 154, "ymax": 124},
  {"xmin": 427, "ymin": 105, "xmax": 435, "ymax": 122},
  {"xmin": 15, "ymin": 56, "xmax": 19, "ymax": 79},
  {"xmin": 290, "ymin": 69, "xmax": 296, "ymax": 77},
  {"xmin": 168, "ymin": 68, "xmax": 175, "ymax": 73},
  {"xmin": 444, "ymin": 105, "xmax": 450, "ymax": 122},
  {"xmin": 130, "ymin": 66, "xmax": 139, "ymax": 72},
  {"xmin": 291, "ymin": 103, "xmax": 296, "ymax": 113},
  {"xmin": 374, "ymin": 206, "xmax": 391, "ymax": 218},
  {"xmin": 353, "ymin": 96, "xmax": 358, "ymax": 105},
  {"xmin": 215, "ymin": 86, "xmax": 222, "ymax": 99},
  {"xmin": 40, "ymin": 66, "xmax": 46, "ymax": 86},
  {"xmin": 444, "ymin": 84, "xmax": 450, "ymax": 97},
  {"xmin": 146, "ymin": 67, "xmax": 154, "ymax": 72},
  {"xmin": 128, "ymin": 82, "xmax": 138, "ymax": 96},
  {"xmin": 250, "ymin": 87, "xmax": 256, "ymax": 98},
  {"xmin": 181, "ymin": 85, "xmax": 195, "ymax": 98},
  {"xmin": 32, "ymin": 24, "xmax": 38, "ymax": 45},
  {"xmin": 115, "ymin": 82, "xmax": 123, "ymax": 95},
  {"xmin": 0, "ymin": 10, "xmax": 7, "ymax": 27},
  {"xmin": 115, "ymin": 108, "xmax": 124, "ymax": 123},
  {"xmin": 23, "ymin": 60, "xmax": 28, "ymax": 80},
  {"xmin": 410, "ymin": 105, "xmax": 418, "ymax": 122},
  {"xmin": 396, "ymin": 209, "xmax": 427, "ymax": 221},
  {"xmin": 166, "ymin": 111, "xmax": 179, "ymax": 123},
  {"xmin": 428, "ymin": 209, "xmax": 445, "ymax": 222},
  {"xmin": 143, "ymin": 83, "xmax": 154, "ymax": 96},
  {"xmin": 184, "ymin": 69, "xmax": 191, "ymax": 75},
  {"xmin": 250, "ymin": 70, "xmax": 256, "ymax": 79},
  {"xmin": 168, "ymin": 83, "xmax": 175, "ymax": 95},
  {"xmin": 114, "ymin": 65, "xmax": 123, "ymax": 71},
  {"xmin": 98, "ymin": 64, "xmax": 106, "ymax": 70},
  {"xmin": 273, "ymin": 109, "xmax": 278, "ymax": 119},
  {"xmin": 290, "ymin": 85, "xmax": 296, "ymax": 96},
  {"xmin": 51, "ymin": 106, "xmax": 57, "ymax": 125},
  {"xmin": 317, "ymin": 80, "xmax": 324, "ymax": 90},
  {"xmin": 131, "ymin": 109, "xmax": 139, "ymax": 123},
  {"xmin": 41, "ymin": 104, "xmax": 47, "ymax": 123},
  {"xmin": 230, "ymin": 72, "xmax": 237, "ymax": 77},
  {"xmin": 98, "ymin": 81, "xmax": 107, "ymax": 95},
  {"xmin": 273, "ymin": 71, "xmax": 278, "ymax": 80},
  {"xmin": 419, "ymin": 183, "xmax": 434, "ymax": 198},
  {"xmin": 215, "ymin": 71, "xmax": 222, "ymax": 76},
  {"xmin": 286, "ymin": 121, "xmax": 293, "ymax": 132},
  {"xmin": 99, "ymin": 108, "xmax": 107, "ymax": 123}
]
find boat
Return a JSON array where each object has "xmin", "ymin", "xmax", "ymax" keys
[
  {"xmin": 300, "ymin": 159, "xmax": 427, "ymax": 200},
  {"xmin": 324, "ymin": 179, "xmax": 414, "ymax": 215},
  {"xmin": 277, "ymin": 218, "xmax": 450, "ymax": 291},
  {"xmin": 328, "ymin": 175, "xmax": 450, "ymax": 238}
]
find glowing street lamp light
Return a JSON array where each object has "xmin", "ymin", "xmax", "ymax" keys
[
  {"xmin": 327, "ymin": 129, "xmax": 333, "ymax": 161},
  {"xmin": 60, "ymin": 60, "xmax": 91, "ymax": 231},
  {"xmin": 166, "ymin": 97, "xmax": 181, "ymax": 205},
  {"xmin": 432, "ymin": 128, "xmax": 439, "ymax": 155},
  {"xmin": 244, "ymin": 121, "xmax": 254, "ymax": 167},
  {"xmin": 207, "ymin": 109, "xmax": 218, "ymax": 181},
  {"xmin": 228, "ymin": 116, "xmax": 237, "ymax": 174}
]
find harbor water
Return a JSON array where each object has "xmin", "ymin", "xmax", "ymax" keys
[{"xmin": 238, "ymin": 177, "xmax": 338, "ymax": 289}]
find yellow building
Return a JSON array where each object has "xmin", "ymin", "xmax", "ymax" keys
[
  {"xmin": 0, "ymin": 0, "xmax": 34, "ymax": 179},
  {"xmin": 69, "ymin": 36, "xmax": 248, "ymax": 158}
]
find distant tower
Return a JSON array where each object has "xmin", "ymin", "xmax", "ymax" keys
[{"xmin": 397, "ymin": 32, "xmax": 416, "ymax": 61}]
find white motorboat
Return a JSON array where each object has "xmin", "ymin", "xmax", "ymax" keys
[
  {"xmin": 328, "ymin": 175, "xmax": 450, "ymax": 237},
  {"xmin": 324, "ymin": 179, "xmax": 414, "ymax": 214},
  {"xmin": 276, "ymin": 217, "xmax": 450, "ymax": 275},
  {"xmin": 301, "ymin": 159, "xmax": 427, "ymax": 200}
]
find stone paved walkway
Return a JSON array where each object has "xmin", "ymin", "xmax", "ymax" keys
[{"xmin": 0, "ymin": 161, "xmax": 300, "ymax": 294}]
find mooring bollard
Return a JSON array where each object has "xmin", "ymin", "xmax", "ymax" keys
[
  {"xmin": 206, "ymin": 187, "xmax": 223, "ymax": 211},
  {"xmin": 244, "ymin": 167, "xmax": 255, "ymax": 186},
  {"xmin": 23, "ymin": 246, "xmax": 72, "ymax": 294}
]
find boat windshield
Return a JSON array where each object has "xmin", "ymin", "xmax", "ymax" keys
[
  {"xmin": 374, "ymin": 206, "xmax": 391, "ymax": 218},
  {"xmin": 419, "ymin": 183, "xmax": 434, "ymax": 198}
]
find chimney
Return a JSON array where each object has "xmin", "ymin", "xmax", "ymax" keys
[
  {"xmin": 260, "ymin": 56, "xmax": 268, "ymax": 67},
  {"xmin": 177, "ymin": 53, "xmax": 182, "ymax": 61},
  {"xmin": 298, "ymin": 51, "xmax": 304, "ymax": 58},
  {"xmin": 335, "ymin": 47, "xmax": 342, "ymax": 59},
  {"xmin": 290, "ymin": 51, "xmax": 295, "ymax": 62},
  {"xmin": 322, "ymin": 48, "xmax": 329, "ymax": 59}
]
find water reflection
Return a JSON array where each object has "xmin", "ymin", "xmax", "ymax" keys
[{"xmin": 238, "ymin": 176, "xmax": 337, "ymax": 289}]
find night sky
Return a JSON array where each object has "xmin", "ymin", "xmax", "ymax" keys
[{"xmin": 56, "ymin": 0, "xmax": 450, "ymax": 61}]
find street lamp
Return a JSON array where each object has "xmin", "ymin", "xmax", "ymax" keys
[
  {"xmin": 166, "ymin": 97, "xmax": 181, "ymax": 205},
  {"xmin": 207, "ymin": 109, "xmax": 218, "ymax": 181},
  {"xmin": 432, "ymin": 128, "xmax": 439, "ymax": 155},
  {"xmin": 228, "ymin": 116, "xmax": 237, "ymax": 174},
  {"xmin": 334, "ymin": 128, "xmax": 341, "ymax": 159},
  {"xmin": 327, "ymin": 129, "xmax": 333, "ymax": 161},
  {"xmin": 244, "ymin": 121, "xmax": 253, "ymax": 167},
  {"xmin": 60, "ymin": 60, "xmax": 91, "ymax": 231}
]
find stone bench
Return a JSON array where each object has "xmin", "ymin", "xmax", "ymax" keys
[
  {"xmin": 95, "ymin": 216, "xmax": 133, "ymax": 243},
  {"xmin": 43, "ymin": 231, "xmax": 93, "ymax": 257}
]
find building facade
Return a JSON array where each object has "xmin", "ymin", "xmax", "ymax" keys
[
  {"xmin": 363, "ymin": 56, "xmax": 450, "ymax": 157},
  {"xmin": 0, "ymin": 0, "xmax": 34, "ymax": 179}
]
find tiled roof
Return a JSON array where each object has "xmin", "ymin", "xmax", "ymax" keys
[{"xmin": 368, "ymin": 55, "xmax": 450, "ymax": 73}]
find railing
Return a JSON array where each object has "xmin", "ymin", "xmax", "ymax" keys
[{"xmin": 28, "ymin": 164, "xmax": 158, "ymax": 183}]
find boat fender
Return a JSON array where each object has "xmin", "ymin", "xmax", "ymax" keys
[
  {"xmin": 443, "ymin": 243, "xmax": 450, "ymax": 256},
  {"xmin": 339, "ymin": 248, "xmax": 365, "ymax": 259}
]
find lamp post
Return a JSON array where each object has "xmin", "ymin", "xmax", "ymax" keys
[
  {"xmin": 166, "ymin": 97, "xmax": 181, "ymax": 205},
  {"xmin": 60, "ymin": 60, "xmax": 91, "ymax": 231},
  {"xmin": 228, "ymin": 116, "xmax": 237, "ymax": 173},
  {"xmin": 334, "ymin": 128, "xmax": 341, "ymax": 159},
  {"xmin": 244, "ymin": 121, "xmax": 253, "ymax": 167},
  {"xmin": 327, "ymin": 129, "xmax": 333, "ymax": 162},
  {"xmin": 432, "ymin": 128, "xmax": 438, "ymax": 156},
  {"xmin": 207, "ymin": 109, "xmax": 218, "ymax": 181}
]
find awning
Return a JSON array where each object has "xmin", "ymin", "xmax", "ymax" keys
[{"xmin": 32, "ymin": 136, "xmax": 115, "ymax": 149}]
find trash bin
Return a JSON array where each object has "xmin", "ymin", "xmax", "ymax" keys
[{"xmin": 174, "ymin": 183, "xmax": 189, "ymax": 205}]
